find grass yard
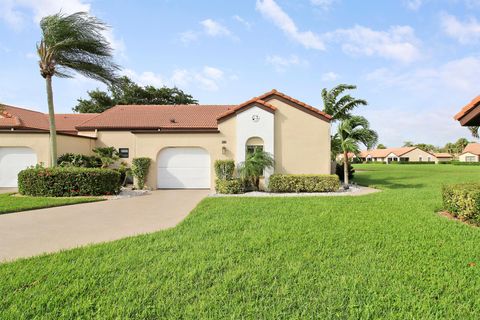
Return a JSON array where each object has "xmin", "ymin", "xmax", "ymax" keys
[
  {"xmin": 0, "ymin": 193, "xmax": 101, "ymax": 214},
  {"xmin": 2, "ymin": 164, "xmax": 480, "ymax": 318}
]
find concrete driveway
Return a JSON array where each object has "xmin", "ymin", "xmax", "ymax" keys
[{"xmin": 0, "ymin": 190, "xmax": 209, "ymax": 262}]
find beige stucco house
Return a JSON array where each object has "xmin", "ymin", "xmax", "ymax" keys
[
  {"xmin": 0, "ymin": 89, "xmax": 332, "ymax": 189},
  {"xmin": 359, "ymin": 147, "xmax": 440, "ymax": 163},
  {"xmin": 459, "ymin": 143, "xmax": 480, "ymax": 162}
]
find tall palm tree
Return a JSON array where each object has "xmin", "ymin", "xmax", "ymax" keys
[
  {"xmin": 469, "ymin": 126, "xmax": 479, "ymax": 139},
  {"xmin": 37, "ymin": 12, "xmax": 119, "ymax": 166},
  {"xmin": 321, "ymin": 84, "xmax": 367, "ymax": 121},
  {"xmin": 333, "ymin": 116, "xmax": 378, "ymax": 186}
]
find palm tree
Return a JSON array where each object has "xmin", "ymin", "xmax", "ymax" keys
[
  {"xmin": 321, "ymin": 84, "xmax": 367, "ymax": 121},
  {"xmin": 469, "ymin": 126, "xmax": 479, "ymax": 139},
  {"xmin": 333, "ymin": 116, "xmax": 378, "ymax": 186},
  {"xmin": 37, "ymin": 12, "xmax": 119, "ymax": 166},
  {"xmin": 238, "ymin": 149, "xmax": 274, "ymax": 190}
]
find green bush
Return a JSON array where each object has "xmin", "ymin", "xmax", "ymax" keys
[
  {"xmin": 57, "ymin": 153, "xmax": 102, "ymax": 168},
  {"xmin": 268, "ymin": 174, "xmax": 340, "ymax": 193},
  {"xmin": 93, "ymin": 147, "xmax": 120, "ymax": 168},
  {"xmin": 451, "ymin": 160, "xmax": 480, "ymax": 166},
  {"xmin": 214, "ymin": 160, "xmax": 235, "ymax": 180},
  {"xmin": 215, "ymin": 179, "xmax": 244, "ymax": 194},
  {"xmin": 132, "ymin": 157, "xmax": 151, "ymax": 189},
  {"xmin": 442, "ymin": 183, "xmax": 480, "ymax": 222},
  {"xmin": 18, "ymin": 167, "xmax": 121, "ymax": 197},
  {"xmin": 394, "ymin": 161, "xmax": 436, "ymax": 165},
  {"xmin": 335, "ymin": 162, "xmax": 355, "ymax": 181}
]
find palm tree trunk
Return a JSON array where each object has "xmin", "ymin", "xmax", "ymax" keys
[
  {"xmin": 343, "ymin": 151, "xmax": 349, "ymax": 186},
  {"xmin": 45, "ymin": 76, "xmax": 58, "ymax": 167}
]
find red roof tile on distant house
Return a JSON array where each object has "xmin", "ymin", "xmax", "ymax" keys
[
  {"xmin": 462, "ymin": 143, "xmax": 480, "ymax": 155},
  {"xmin": 360, "ymin": 147, "xmax": 417, "ymax": 158}
]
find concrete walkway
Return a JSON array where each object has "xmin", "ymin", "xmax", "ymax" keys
[{"xmin": 0, "ymin": 190, "xmax": 209, "ymax": 262}]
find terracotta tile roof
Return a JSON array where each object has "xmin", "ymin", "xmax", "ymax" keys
[
  {"xmin": 257, "ymin": 89, "xmax": 332, "ymax": 121},
  {"xmin": 360, "ymin": 147, "xmax": 417, "ymax": 158},
  {"xmin": 216, "ymin": 98, "xmax": 276, "ymax": 121},
  {"xmin": 76, "ymin": 104, "xmax": 235, "ymax": 130},
  {"xmin": 462, "ymin": 143, "xmax": 480, "ymax": 155},
  {"xmin": 0, "ymin": 104, "xmax": 97, "ymax": 133},
  {"xmin": 454, "ymin": 96, "xmax": 480, "ymax": 121},
  {"xmin": 434, "ymin": 153, "xmax": 453, "ymax": 158}
]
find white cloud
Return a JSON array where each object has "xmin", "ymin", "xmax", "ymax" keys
[
  {"xmin": 125, "ymin": 66, "xmax": 230, "ymax": 92},
  {"xmin": 265, "ymin": 54, "xmax": 308, "ymax": 72},
  {"xmin": 321, "ymin": 72, "xmax": 339, "ymax": 81},
  {"xmin": 403, "ymin": 0, "xmax": 423, "ymax": 11},
  {"xmin": 256, "ymin": 0, "xmax": 325, "ymax": 50},
  {"xmin": 324, "ymin": 25, "xmax": 421, "ymax": 63},
  {"xmin": 0, "ymin": 0, "xmax": 125, "ymax": 57},
  {"xmin": 233, "ymin": 15, "xmax": 252, "ymax": 30},
  {"xmin": 441, "ymin": 13, "xmax": 480, "ymax": 44},
  {"xmin": 179, "ymin": 30, "xmax": 199, "ymax": 44},
  {"xmin": 310, "ymin": 0, "xmax": 337, "ymax": 10},
  {"xmin": 201, "ymin": 19, "xmax": 232, "ymax": 37}
]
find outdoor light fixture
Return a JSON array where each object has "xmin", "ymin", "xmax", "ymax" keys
[{"xmin": 222, "ymin": 146, "xmax": 227, "ymax": 155}]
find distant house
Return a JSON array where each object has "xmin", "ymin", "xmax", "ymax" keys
[
  {"xmin": 459, "ymin": 143, "xmax": 480, "ymax": 162},
  {"xmin": 434, "ymin": 153, "xmax": 454, "ymax": 163},
  {"xmin": 454, "ymin": 96, "xmax": 480, "ymax": 126},
  {"xmin": 336, "ymin": 152, "xmax": 357, "ymax": 162},
  {"xmin": 359, "ymin": 147, "xmax": 437, "ymax": 163}
]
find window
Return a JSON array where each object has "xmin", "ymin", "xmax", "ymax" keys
[
  {"xmin": 246, "ymin": 145, "xmax": 263, "ymax": 155},
  {"xmin": 419, "ymin": 157, "xmax": 423, "ymax": 162},
  {"xmin": 119, "ymin": 148, "xmax": 129, "ymax": 158},
  {"xmin": 427, "ymin": 157, "xmax": 431, "ymax": 162},
  {"xmin": 466, "ymin": 156, "xmax": 476, "ymax": 162}
]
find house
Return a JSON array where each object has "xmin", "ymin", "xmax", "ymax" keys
[
  {"xmin": 433, "ymin": 153, "xmax": 454, "ymax": 163},
  {"xmin": 336, "ymin": 152, "xmax": 357, "ymax": 162},
  {"xmin": 359, "ymin": 147, "xmax": 437, "ymax": 163},
  {"xmin": 0, "ymin": 89, "xmax": 332, "ymax": 189},
  {"xmin": 454, "ymin": 96, "xmax": 480, "ymax": 126},
  {"xmin": 459, "ymin": 143, "xmax": 480, "ymax": 162}
]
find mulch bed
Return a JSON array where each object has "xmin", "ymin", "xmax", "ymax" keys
[{"xmin": 438, "ymin": 211, "xmax": 480, "ymax": 227}]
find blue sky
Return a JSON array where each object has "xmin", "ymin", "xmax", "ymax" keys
[{"xmin": 1, "ymin": 0, "xmax": 480, "ymax": 147}]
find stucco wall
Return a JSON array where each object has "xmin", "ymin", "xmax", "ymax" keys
[
  {"xmin": 0, "ymin": 133, "xmax": 50, "ymax": 165},
  {"xmin": 267, "ymin": 98, "xmax": 331, "ymax": 175},
  {"xmin": 402, "ymin": 148, "xmax": 436, "ymax": 162},
  {"xmin": 459, "ymin": 152, "xmax": 479, "ymax": 162},
  {"xmin": 57, "ymin": 135, "xmax": 95, "ymax": 156}
]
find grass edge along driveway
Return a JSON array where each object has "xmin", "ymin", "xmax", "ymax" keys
[
  {"xmin": 2, "ymin": 164, "xmax": 480, "ymax": 318},
  {"xmin": 0, "ymin": 193, "xmax": 102, "ymax": 214}
]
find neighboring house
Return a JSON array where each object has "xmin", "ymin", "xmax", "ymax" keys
[
  {"xmin": 455, "ymin": 96, "xmax": 480, "ymax": 126},
  {"xmin": 359, "ymin": 147, "xmax": 437, "ymax": 163},
  {"xmin": 0, "ymin": 89, "xmax": 332, "ymax": 189},
  {"xmin": 434, "ymin": 153, "xmax": 454, "ymax": 163},
  {"xmin": 459, "ymin": 143, "xmax": 480, "ymax": 162},
  {"xmin": 336, "ymin": 152, "xmax": 357, "ymax": 162}
]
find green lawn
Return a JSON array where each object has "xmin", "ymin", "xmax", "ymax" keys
[
  {"xmin": 2, "ymin": 165, "xmax": 480, "ymax": 318},
  {"xmin": 0, "ymin": 193, "xmax": 101, "ymax": 214}
]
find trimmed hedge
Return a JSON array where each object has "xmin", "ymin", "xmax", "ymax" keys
[
  {"xmin": 132, "ymin": 157, "xmax": 151, "ymax": 189},
  {"xmin": 268, "ymin": 174, "xmax": 340, "ymax": 193},
  {"xmin": 451, "ymin": 160, "xmax": 480, "ymax": 166},
  {"xmin": 18, "ymin": 167, "xmax": 121, "ymax": 197},
  {"xmin": 57, "ymin": 153, "xmax": 102, "ymax": 168},
  {"xmin": 443, "ymin": 183, "xmax": 480, "ymax": 222},
  {"xmin": 214, "ymin": 160, "xmax": 235, "ymax": 180},
  {"xmin": 215, "ymin": 179, "xmax": 244, "ymax": 194},
  {"xmin": 394, "ymin": 161, "xmax": 436, "ymax": 165}
]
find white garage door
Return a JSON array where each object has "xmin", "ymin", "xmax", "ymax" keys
[
  {"xmin": 0, "ymin": 147, "xmax": 37, "ymax": 187},
  {"xmin": 157, "ymin": 147, "xmax": 210, "ymax": 189}
]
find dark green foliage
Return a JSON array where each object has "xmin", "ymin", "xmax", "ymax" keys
[
  {"xmin": 92, "ymin": 147, "xmax": 119, "ymax": 168},
  {"xmin": 73, "ymin": 76, "xmax": 198, "ymax": 113},
  {"xmin": 214, "ymin": 160, "xmax": 235, "ymax": 180},
  {"xmin": 394, "ymin": 161, "xmax": 436, "ymax": 165},
  {"xmin": 238, "ymin": 149, "xmax": 274, "ymax": 190},
  {"xmin": 18, "ymin": 167, "xmax": 121, "ymax": 197},
  {"xmin": 451, "ymin": 160, "xmax": 480, "ymax": 166},
  {"xmin": 268, "ymin": 174, "xmax": 340, "ymax": 193},
  {"xmin": 57, "ymin": 153, "xmax": 102, "ymax": 168},
  {"xmin": 215, "ymin": 179, "xmax": 244, "ymax": 194},
  {"xmin": 336, "ymin": 162, "xmax": 355, "ymax": 181},
  {"xmin": 443, "ymin": 183, "xmax": 480, "ymax": 222},
  {"xmin": 132, "ymin": 157, "xmax": 151, "ymax": 189}
]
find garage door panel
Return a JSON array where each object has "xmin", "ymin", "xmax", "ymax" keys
[
  {"xmin": 157, "ymin": 148, "xmax": 210, "ymax": 189},
  {"xmin": 0, "ymin": 147, "xmax": 37, "ymax": 187}
]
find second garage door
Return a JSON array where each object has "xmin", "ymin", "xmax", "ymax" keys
[
  {"xmin": 157, "ymin": 147, "xmax": 210, "ymax": 189},
  {"xmin": 0, "ymin": 147, "xmax": 37, "ymax": 187}
]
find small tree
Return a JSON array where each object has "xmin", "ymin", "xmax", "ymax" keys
[
  {"xmin": 214, "ymin": 160, "xmax": 235, "ymax": 180},
  {"xmin": 333, "ymin": 116, "xmax": 378, "ymax": 186},
  {"xmin": 237, "ymin": 149, "xmax": 274, "ymax": 190},
  {"xmin": 132, "ymin": 157, "xmax": 151, "ymax": 189},
  {"xmin": 377, "ymin": 143, "xmax": 387, "ymax": 149},
  {"xmin": 93, "ymin": 147, "xmax": 119, "ymax": 168}
]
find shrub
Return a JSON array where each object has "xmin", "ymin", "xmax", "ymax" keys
[
  {"xmin": 215, "ymin": 179, "xmax": 244, "ymax": 194},
  {"xmin": 214, "ymin": 160, "xmax": 235, "ymax": 180},
  {"xmin": 394, "ymin": 161, "xmax": 436, "ymax": 165},
  {"xmin": 335, "ymin": 162, "xmax": 354, "ymax": 181},
  {"xmin": 57, "ymin": 153, "xmax": 102, "ymax": 168},
  {"xmin": 92, "ymin": 147, "xmax": 119, "ymax": 168},
  {"xmin": 18, "ymin": 167, "xmax": 121, "ymax": 197},
  {"xmin": 451, "ymin": 160, "xmax": 480, "ymax": 166},
  {"xmin": 442, "ymin": 183, "xmax": 480, "ymax": 222},
  {"xmin": 132, "ymin": 157, "xmax": 151, "ymax": 189},
  {"xmin": 268, "ymin": 174, "xmax": 340, "ymax": 193}
]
